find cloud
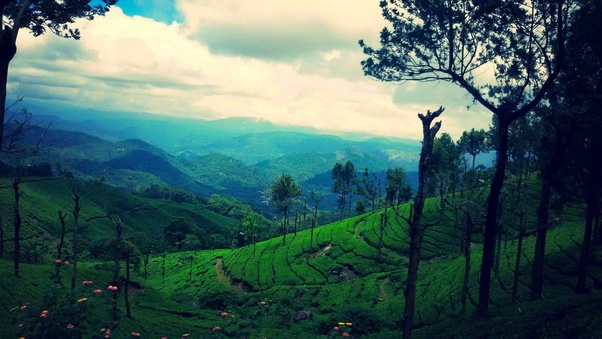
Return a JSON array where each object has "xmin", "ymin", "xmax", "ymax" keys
[
  {"xmin": 6, "ymin": 2, "xmax": 493, "ymax": 142},
  {"xmin": 176, "ymin": 0, "xmax": 385, "ymax": 61}
]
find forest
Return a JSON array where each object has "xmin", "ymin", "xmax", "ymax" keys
[{"xmin": 1, "ymin": 0, "xmax": 602, "ymax": 338}]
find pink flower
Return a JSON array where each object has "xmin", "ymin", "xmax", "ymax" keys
[
  {"xmin": 40, "ymin": 313, "xmax": 47, "ymax": 318},
  {"xmin": 260, "ymin": 301, "xmax": 266, "ymax": 305},
  {"xmin": 220, "ymin": 312, "xmax": 228, "ymax": 317},
  {"xmin": 67, "ymin": 324, "xmax": 74, "ymax": 329},
  {"xmin": 108, "ymin": 285, "xmax": 118, "ymax": 291},
  {"xmin": 93, "ymin": 289, "xmax": 102, "ymax": 294},
  {"xmin": 130, "ymin": 332, "xmax": 140, "ymax": 337},
  {"xmin": 17, "ymin": 323, "xmax": 23, "ymax": 328},
  {"xmin": 82, "ymin": 280, "xmax": 93, "ymax": 286},
  {"xmin": 20, "ymin": 305, "xmax": 27, "ymax": 310},
  {"xmin": 342, "ymin": 333, "xmax": 350, "ymax": 337},
  {"xmin": 55, "ymin": 259, "xmax": 62, "ymax": 264},
  {"xmin": 212, "ymin": 326, "xmax": 220, "ymax": 331},
  {"xmin": 333, "ymin": 326, "xmax": 339, "ymax": 331},
  {"xmin": 64, "ymin": 261, "xmax": 70, "ymax": 265}
]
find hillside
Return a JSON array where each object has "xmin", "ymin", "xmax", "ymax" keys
[
  {"xmin": 2, "ymin": 184, "xmax": 601, "ymax": 338},
  {"xmin": 0, "ymin": 177, "xmax": 239, "ymax": 257},
  {"xmin": 18, "ymin": 123, "xmax": 420, "ymax": 214}
]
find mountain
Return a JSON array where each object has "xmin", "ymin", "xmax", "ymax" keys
[{"xmin": 28, "ymin": 109, "xmax": 422, "ymax": 167}]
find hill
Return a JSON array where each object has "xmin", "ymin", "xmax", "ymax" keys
[
  {"xmin": 1, "ymin": 182, "xmax": 601, "ymax": 337},
  {"xmin": 0, "ymin": 177, "xmax": 239, "ymax": 258}
]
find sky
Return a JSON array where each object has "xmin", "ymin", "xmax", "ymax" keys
[{"xmin": 6, "ymin": 0, "xmax": 492, "ymax": 141}]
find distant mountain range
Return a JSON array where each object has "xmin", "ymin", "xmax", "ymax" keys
[{"xmin": 18, "ymin": 108, "xmax": 424, "ymax": 211}]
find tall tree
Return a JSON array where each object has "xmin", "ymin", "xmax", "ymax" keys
[
  {"xmin": 402, "ymin": 107, "xmax": 443, "ymax": 339},
  {"xmin": 385, "ymin": 167, "xmax": 412, "ymax": 208},
  {"xmin": 428, "ymin": 132, "xmax": 461, "ymax": 204},
  {"xmin": 458, "ymin": 128, "xmax": 489, "ymax": 171},
  {"xmin": 270, "ymin": 174, "xmax": 302, "ymax": 245},
  {"xmin": 0, "ymin": 0, "xmax": 116, "ymax": 151},
  {"xmin": 360, "ymin": 0, "xmax": 572, "ymax": 312},
  {"xmin": 331, "ymin": 161, "xmax": 356, "ymax": 220}
]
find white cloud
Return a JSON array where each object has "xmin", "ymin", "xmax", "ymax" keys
[{"xmin": 6, "ymin": 2, "xmax": 493, "ymax": 142}]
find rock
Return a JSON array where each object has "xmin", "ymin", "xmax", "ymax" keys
[{"xmin": 294, "ymin": 310, "xmax": 313, "ymax": 322}]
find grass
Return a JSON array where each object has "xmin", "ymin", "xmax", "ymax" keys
[{"xmin": 1, "ymin": 177, "xmax": 602, "ymax": 337}]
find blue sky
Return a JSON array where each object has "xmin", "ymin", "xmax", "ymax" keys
[
  {"xmin": 118, "ymin": 0, "xmax": 183, "ymax": 24},
  {"xmin": 6, "ymin": 1, "xmax": 491, "ymax": 140}
]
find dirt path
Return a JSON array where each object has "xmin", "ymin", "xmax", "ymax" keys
[
  {"xmin": 214, "ymin": 258, "xmax": 245, "ymax": 294},
  {"xmin": 379, "ymin": 278, "xmax": 390, "ymax": 302}
]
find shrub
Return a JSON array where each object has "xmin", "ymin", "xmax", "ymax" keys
[{"xmin": 332, "ymin": 304, "xmax": 383, "ymax": 335}]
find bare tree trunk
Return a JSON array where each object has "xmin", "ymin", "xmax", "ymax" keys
[
  {"xmin": 478, "ymin": 115, "xmax": 509, "ymax": 313},
  {"xmin": 0, "ymin": 214, "xmax": 4, "ymax": 258},
  {"xmin": 576, "ymin": 182, "xmax": 599, "ymax": 293},
  {"xmin": 531, "ymin": 178, "xmax": 551, "ymax": 299},
  {"xmin": 461, "ymin": 212, "xmax": 473, "ymax": 316},
  {"xmin": 125, "ymin": 249, "xmax": 132, "ymax": 319},
  {"xmin": 403, "ymin": 107, "xmax": 443, "ymax": 339},
  {"xmin": 13, "ymin": 177, "xmax": 21, "ymax": 277},
  {"xmin": 70, "ymin": 190, "xmax": 80, "ymax": 292}
]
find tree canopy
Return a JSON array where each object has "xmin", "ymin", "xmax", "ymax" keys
[{"xmin": 0, "ymin": 0, "xmax": 117, "ymax": 150}]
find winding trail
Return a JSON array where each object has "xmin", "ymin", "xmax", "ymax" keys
[
  {"xmin": 379, "ymin": 278, "xmax": 390, "ymax": 301},
  {"xmin": 214, "ymin": 258, "xmax": 245, "ymax": 294}
]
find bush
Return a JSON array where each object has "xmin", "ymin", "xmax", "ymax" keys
[
  {"xmin": 198, "ymin": 290, "xmax": 241, "ymax": 310},
  {"xmin": 332, "ymin": 304, "xmax": 383, "ymax": 335}
]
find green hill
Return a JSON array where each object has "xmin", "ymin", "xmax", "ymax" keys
[
  {"xmin": 1, "ymin": 180, "xmax": 600, "ymax": 338},
  {"xmin": 0, "ymin": 177, "xmax": 238, "ymax": 258}
]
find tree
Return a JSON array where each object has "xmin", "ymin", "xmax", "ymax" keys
[
  {"xmin": 0, "ymin": 0, "xmax": 117, "ymax": 151},
  {"xmin": 360, "ymin": 0, "xmax": 573, "ymax": 313},
  {"xmin": 428, "ymin": 133, "xmax": 461, "ymax": 204},
  {"xmin": 309, "ymin": 191, "xmax": 323, "ymax": 252},
  {"xmin": 385, "ymin": 167, "xmax": 411, "ymax": 208},
  {"xmin": 458, "ymin": 128, "xmax": 490, "ymax": 172},
  {"xmin": 270, "ymin": 174, "xmax": 302, "ymax": 245},
  {"xmin": 400, "ymin": 107, "xmax": 443, "ymax": 339},
  {"xmin": 332, "ymin": 161, "xmax": 356, "ymax": 220}
]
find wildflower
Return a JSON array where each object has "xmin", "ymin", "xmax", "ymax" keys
[
  {"xmin": 67, "ymin": 324, "xmax": 75, "ymax": 329},
  {"xmin": 20, "ymin": 305, "xmax": 27, "ymax": 310},
  {"xmin": 220, "ymin": 312, "xmax": 228, "ymax": 317},
  {"xmin": 82, "ymin": 280, "xmax": 93, "ymax": 286},
  {"xmin": 212, "ymin": 326, "xmax": 220, "ymax": 332},
  {"xmin": 182, "ymin": 334, "xmax": 190, "ymax": 337},
  {"xmin": 342, "ymin": 333, "xmax": 350, "ymax": 337},
  {"xmin": 130, "ymin": 332, "xmax": 140, "ymax": 337},
  {"xmin": 55, "ymin": 259, "xmax": 62, "ymax": 264},
  {"xmin": 108, "ymin": 285, "xmax": 118, "ymax": 291},
  {"xmin": 93, "ymin": 289, "xmax": 102, "ymax": 294},
  {"xmin": 64, "ymin": 261, "xmax": 70, "ymax": 265},
  {"xmin": 333, "ymin": 326, "xmax": 339, "ymax": 331},
  {"xmin": 17, "ymin": 323, "xmax": 23, "ymax": 328},
  {"xmin": 40, "ymin": 313, "xmax": 47, "ymax": 318},
  {"xmin": 260, "ymin": 301, "xmax": 266, "ymax": 305},
  {"xmin": 77, "ymin": 298, "xmax": 88, "ymax": 303}
]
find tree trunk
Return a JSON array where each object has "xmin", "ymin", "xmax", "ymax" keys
[
  {"xmin": 576, "ymin": 181, "xmax": 599, "ymax": 293},
  {"xmin": 13, "ymin": 177, "xmax": 21, "ymax": 277},
  {"xmin": 0, "ymin": 214, "xmax": 3, "ymax": 258},
  {"xmin": 125, "ymin": 250, "xmax": 132, "ymax": 319},
  {"xmin": 282, "ymin": 207, "xmax": 288, "ymax": 245},
  {"xmin": 531, "ymin": 177, "xmax": 551, "ymax": 299},
  {"xmin": 478, "ymin": 115, "xmax": 509, "ymax": 313},
  {"xmin": 461, "ymin": 212, "xmax": 473, "ymax": 316},
  {"xmin": 70, "ymin": 191, "xmax": 80, "ymax": 291},
  {"xmin": 0, "ymin": 26, "xmax": 17, "ymax": 149},
  {"xmin": 402, "ymin": 107, "xmax": 443, "ymax": 339},
  {"xmin": 512, "ymin": 217, "xmax": 525, "ymax": 303}
]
